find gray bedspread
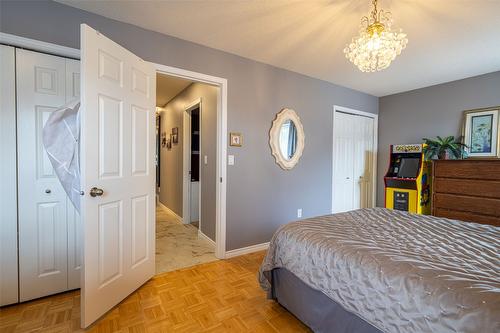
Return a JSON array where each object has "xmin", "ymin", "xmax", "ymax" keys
[{"xmin": 259, "ymin": 208, "xmax": 500, "ymax": 333}]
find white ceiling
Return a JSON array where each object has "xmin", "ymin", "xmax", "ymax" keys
[
  {"xmin": 156, "ymin": 74, "xmax": 192, "ymax": 107},
  {"xmin": 58, "ymin": 0, "xmax": 500, "ymax": 97}
]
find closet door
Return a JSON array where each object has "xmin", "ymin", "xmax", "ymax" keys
[
  {"xmin": 332, "ymin": 110, "xmax": 376, "ymax": 213},
  {"xmin": 66, "ymin": 59, "xmax": 82, "ymax": 290},
  {"xmin": 17, "ymin": 49, "xmax": 69, "ymax": 301},
  {"xmin": 352, "ymin": 115, "xmax": 375, "ymax": 209},
  {"xmin": 332, "ymin": 111, "xmax": 355, "ymax": 213},
  {"xmin": 0, "ymin": 45, "xmax": 19, "ymax": 306}
]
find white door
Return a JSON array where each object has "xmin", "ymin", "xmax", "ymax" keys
[
  {"xmin": 66, "ymin": 57, "xmax": 82, "ymax": 290},
  {"xmin": 332, "ymin": 110, "xmax": 376, "ymax": 213},
  {"xmin": 352, "ymin": 115, "xmax": 374, "ymax": 209},
  {"xmin": 80, "ymin": 24, "xmax": 156, "ymax": 327},
  {"xmin": 332, "ymin": 112, "xmax": 355, "ymax": 213},
  {"xmin": 0, "ymin": 45, "xmax": 19, "ymax": 306},
  {"xmin": 17, "ymin": 49, "xmax": 80, "ymax": 301}
]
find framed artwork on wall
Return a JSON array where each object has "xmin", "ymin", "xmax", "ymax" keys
[
  {"xmin": 161, "ymin": 132, "xmax": 167, "ymax": 148},
  {"xmin": 171, "ymin": 127, "xmax": 179, "ymax": 144},
  {"xmin": 462, "ymin": 106, "xmax": 500, "ymax": 158},
  {"xmin": 230, "ymin": 132, "xmax": 242, "ymax": 147}
]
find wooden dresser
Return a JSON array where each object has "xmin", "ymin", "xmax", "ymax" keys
[{"xmin": 432, "ymin": 159, "xmax": 500, "ymax": 227}]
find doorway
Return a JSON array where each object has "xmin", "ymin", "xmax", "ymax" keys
[
  {"xmin": 155, "ymin": 73, "xmax": 219, "ymax": 274},
  {"xmin": 1, "ymin": 28, "xmax": 229, "ymax": 328},
  {"xmin": 332, "ymin": 106, "xmax": 378, "ymax": 213}
]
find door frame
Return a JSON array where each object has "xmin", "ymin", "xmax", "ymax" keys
[
  {"xmin": 332, "ymin": 105, "xmax": 378, "ymax": 213},
  {"xmin": 1, "ymin": 32, "xmax": 228, "ymax": 259},
  {"xmin": 154, "ymin": 64, "xmax": 227, "ymax": 259},
  {"xmin": 182, "ymin": 98, "xmax": 202, "ymax": 226}
]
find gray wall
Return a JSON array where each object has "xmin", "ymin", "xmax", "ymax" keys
[
  {"xmin": 0, "ymin": 0, "xmax": 378, "ymax": 250},
  {"xmin": 159, "ymin": 82, "xmax": 218, "ymax": 240},
  {"xmin": 377, "ymin": 71, "xmax": 500, "ymax": 206}
]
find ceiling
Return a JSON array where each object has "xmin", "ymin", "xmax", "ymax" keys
[
  {"xmin": 58, "ymin": 0, "xmax": 500, "ymax": 97},
  {"xmin": 156, "ymin": 74, "xmax": 192, "ymax": 107}
]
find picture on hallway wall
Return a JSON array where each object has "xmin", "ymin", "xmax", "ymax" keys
[
  {"xmin": 172, "ymin": 127, "xmax": 179, "ymax": 144},
  {"xmin": 161, "ymin": 132, "xmax": 167, "ymax": 148}
]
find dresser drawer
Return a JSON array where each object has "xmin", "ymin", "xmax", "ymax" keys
[
  {"xmin": 433, "ymin": 193, "xmax": 500, "ymax": 217},
  {"xmin": 433, "ymin": 178, "xmax": 500, "ymax": 198},
  {"xmin": 434, "ymin": 208, "xmax": 500, "ymax": 227},
  {"xmin": 434, "ymin": 160, "xmax": 500, "ymax": 180}
]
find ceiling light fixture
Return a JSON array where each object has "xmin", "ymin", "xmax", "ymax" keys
[{"xmin": 344, "ymin": 0, "xmax": 408, "ymax": 72}]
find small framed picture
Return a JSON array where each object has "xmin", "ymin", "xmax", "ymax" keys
[
  {"xmin": 166, "ymin": 138, "xmax": 172, "ymax": 150},
  {"xmin": 172, "ymin": 127, "xmax": 178, "ymax": 135},
  {"xmin": 161, "ymin": 132, "xmax": 167, "ymax": 148},
  {"xmin": 172, "ymin": 133, "xmax": 178, "ymax": 144},
  {"xmin": 230, "ymin": 132, "xmax": 242, "ymax": 147},
  {"xmin": 462, "ymin": 106, "xmax": 500, "ymax": 158}
]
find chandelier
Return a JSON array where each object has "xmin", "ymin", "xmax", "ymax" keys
[{"xmin": 344, "ymin": 0, "xmax": 408, "ymax": 72}]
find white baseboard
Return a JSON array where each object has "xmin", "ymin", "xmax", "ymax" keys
[
  {"xmin": 157, "ymin": 201, "xmax": 182, "ymax": 222},
  {"xmin": 224, "ymin": 242, "xmax": 270, "ymax": 259},
  {"xmin": 198, "ymin": 230, "xmax": 216, "ymax": 246}
]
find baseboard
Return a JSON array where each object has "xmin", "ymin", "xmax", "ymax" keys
[
  {"xmin": 157, "ymin": 201, "xmax": 182, "ymax": 222},
  {"xmin": 197, "ymin": 230, "xmax": 216, "ymax": 246},
  {"xmin": 224, "ymin": 242, "xmax": 270, "ymax": 259}
]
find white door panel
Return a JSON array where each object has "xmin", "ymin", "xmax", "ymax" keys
[
  {"xmin": 332, "ymin": 110, "xmax": 375, "ymax": 213},
  {"xmin": 81, "ymin": 24, "xmax": 156, "ymax": 328},
  {"xmin": 17, "ymin": 49, "xmax": 69, "ymax": 301},
  {"xmin": 0, "ymin": 45, "xmax": 19, "ymax": 306},
  {"xmin": 66, "ymin": 58, "xmax": 82, "ymax": 290},
  {"xmin": 333, "ymin": 112, "xmax": 354, "ymax": 213}
]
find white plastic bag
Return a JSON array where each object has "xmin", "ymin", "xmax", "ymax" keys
[{"xmin": 42, "ymin": 100, "xmax": 81, "ymax": 212}]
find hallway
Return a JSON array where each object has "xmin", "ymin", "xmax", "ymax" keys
[{"xmin": 156, "ymin": 204, "xmax": 217, "ymax": 273}]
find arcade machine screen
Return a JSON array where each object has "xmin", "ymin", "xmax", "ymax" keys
[{"xmin": 397, "ymin": 157, "xmax": 420, "ymax": 178}]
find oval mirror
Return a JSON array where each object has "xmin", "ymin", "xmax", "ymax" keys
[
  {"xmin": 279, "ymin": 119, "xmax": 297, "ymax": 160},
  {"xmin": 270, "ymin": 108, "xmax": 305, "ymax": 170}
]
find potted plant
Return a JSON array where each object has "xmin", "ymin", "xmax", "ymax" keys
[{"xmin": 422, "ymin": 136, "xmax": 467, "ymax": 160}]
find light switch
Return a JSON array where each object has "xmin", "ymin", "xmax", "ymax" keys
[
  {"xmin": 204, "ymin": 155, "xmax": 208, "ymax": 165},
  {"xmin": 228, "ymin": 155, "xmax": 235, "ymax": 165}
]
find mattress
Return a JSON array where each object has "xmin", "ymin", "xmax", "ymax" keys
[{"xmin": 259, "ymin": 208, "xmax": 500, "ymax": 333}]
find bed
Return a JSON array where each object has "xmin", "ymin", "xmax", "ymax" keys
[{"xmin": 259, "ymin": 208, "xmax": 500, "ymax": 333}]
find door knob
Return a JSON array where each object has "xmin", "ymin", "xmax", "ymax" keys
[
  {"xmin": 89, "ymin": 187, "xmax": 104, "ymax": 197},
  {"xmin": 45, "ymin": 189, "xmax": 51, "ymax": 194}
]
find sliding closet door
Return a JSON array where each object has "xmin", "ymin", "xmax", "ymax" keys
[
  {"xmin": 0, "ymin": 45, "xmax": 19, "ymax": 306},
  {"xmin": 332, "ymin": 110, "xmax": 375, "ymax": 213},
  {"xmin": 332, "ymin": 112, "xmax": 355, "ymax": 213},
  {"xmin": 66, "ymin": 59, "xmax": 82, "ymax": 290},
  {"xmin": 17, "ymin": 49, "xmax": 69, "ymax": 301},
  {"xmin": 352, "ymin": 115, "xmax": 374, "ymax": 209}
]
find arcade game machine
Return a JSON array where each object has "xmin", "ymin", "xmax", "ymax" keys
[{"xmin": 384, "ymin": 144, "xmax": 431, "ymax": 214}]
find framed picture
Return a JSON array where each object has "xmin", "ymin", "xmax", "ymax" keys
[
  {"xmin": 462, "ymin": 106, "xmax": 500, "ymax": 158},
  {"xmin": 172, "ymin": 133, "xmax": 178, "ymax": 144},
  {"xmin": 166, "ymin": 137, "xmax": 172, "ymax": 149},
  {"xmin": 172, "ymin": 127, "xmax": 178, "ymax": 135},
  {"xmin": 230, "ymin": 132, "xmax": 242, "ymax": 147},
  {"xmin": 161, "ymin": 132, "xmax": 167, "ymax": 148}
]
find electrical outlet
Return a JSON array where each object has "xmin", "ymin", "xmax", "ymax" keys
[
  {"xmin": 228, "ymin": 155, "xmax": 235, "ymax": 165},
  {"xmin": 297, "ymin": 208, "xmax": 302, "ymax": 218}
]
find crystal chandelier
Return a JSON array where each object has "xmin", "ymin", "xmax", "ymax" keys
[{"xmin": 344, "ymin": 0, "xmax": 408, "ymax": 72}]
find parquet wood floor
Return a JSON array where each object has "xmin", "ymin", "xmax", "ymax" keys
[{"xmin": 0, "ymin": 251, "xmax": 311, "ymax": 333}]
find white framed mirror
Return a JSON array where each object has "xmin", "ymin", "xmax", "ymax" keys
[{"xmin": 269, "ymin": 108, "xmax": 305, "ymax": 170}]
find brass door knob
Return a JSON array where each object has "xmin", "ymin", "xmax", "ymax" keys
[{"xmin": 89, "ymin": 187, "xmax": 104, "ymax": 197}]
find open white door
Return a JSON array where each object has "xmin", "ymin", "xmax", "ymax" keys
[{"xmin": 80, "ymin": 24, "xmax": 156, "ymax": 327}]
